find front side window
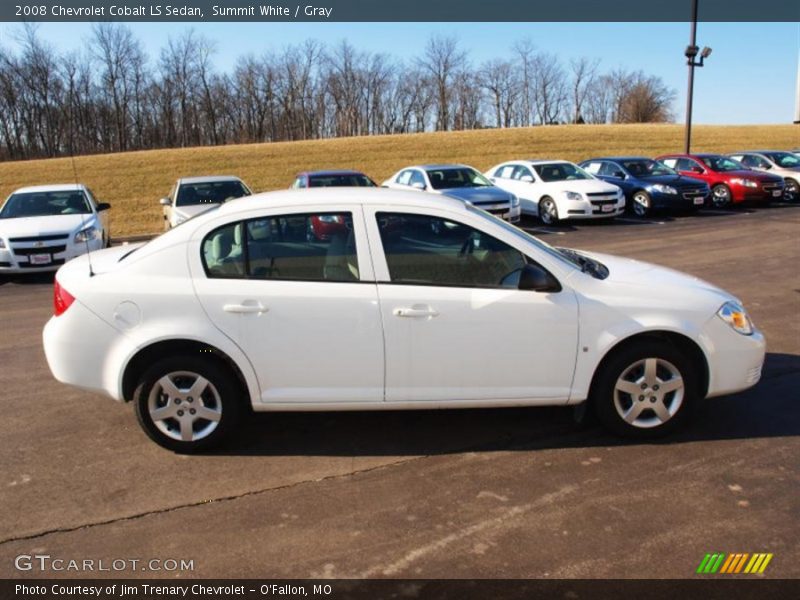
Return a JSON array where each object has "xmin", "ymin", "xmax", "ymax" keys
[
  {"xmin": 176, "ymin": 181, "xmax": 250, "ymax": 207},
  {"xmin": 408, "ymin": 170, "xmax": 427, "ymax": 188},
  {"xmin": 376, "ymin": 212, "xmax": 528, "ymax": 289},
  {"xmin": 0, "ymin": 191, "xmax": 91, "ymax": 219},
  {"xmin": 202, "ymin": 212, "xmax": 359, "ymax": 282},
  {"xmin": 700, "ymin": 156, "xmax": 744, "ymax": 172}
]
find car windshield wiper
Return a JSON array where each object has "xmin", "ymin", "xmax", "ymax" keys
[{"xmin": 557, "ymin": 247, "xmax": 609, "ymax": 279}]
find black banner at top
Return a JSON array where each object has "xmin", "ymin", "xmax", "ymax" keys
[{"xmin": 2, "ymin": 0, "xmax": 799, "ymax": 22}]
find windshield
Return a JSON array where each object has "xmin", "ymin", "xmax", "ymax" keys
[
  {"xmin": 309, "ymin": 174, "xmax": 376, "ymax": 187},
  {"xmin": 764, "ymin": 152, "xmax": 800, "ymax": 169},
  {"xmin": 700, "ymin": 156, "xmax": 744, "ymax": 172},
  {"xmin": 176, "ymin": 181, "xmax": 250, "ymax": 207},
  {"xmin": 621, "ymin": 159, "xmax": 676, "ymax": 177},
  {"xmin": 426, "ymin": 167, "xmax": 492, "ymax": 190},
  {"xmin": 0, "ymin": 191, "xmax": 91, "ymax": 219},
  {"xmin": 533, "ymin": 163, "xmax": 591, "ymax": 182}
]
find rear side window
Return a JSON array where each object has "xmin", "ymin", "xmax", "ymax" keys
[
  {"xmin": 202, "ymin": 212, "xmax": 359, "ymax": 282},
  {"xmin": 376, "ymin": 212, "xmax": 528, "ymax": 289}
]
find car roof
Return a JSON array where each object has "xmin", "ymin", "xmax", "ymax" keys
[
  {"xmin": 218, "ymin": 187, "xmax": 468, "ymax": 216},
  {"xmin": 302, "ymin": 169, "xmax": 368, "ymax": 177},
  {"xmin": 416, "ymin": 164, "xmax": 473, "ymax": 170},
  {"xmin": 521, "ymin": 159, "xmax": 573, "ymax": 165},
  {"xmin": 586, "ymin": 157, "xmax": 649, "ymax": 162},
  {"xmin": 729, "ymin": 150, "xmax": 784, "ymax": 155},
  {"xmin": 12, "ymin": 183, "xmax": 87, "ymax": 194},
  {"xmin": 178, "ymin": 176, "xmax": 243, "ymax": 184}
]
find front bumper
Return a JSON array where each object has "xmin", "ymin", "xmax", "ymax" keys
[
  {"xmin": 0, "ymin": 237, "xmax": 103, "ymax": 273},
  {"xmin": 702, "ymin": 315, "xmax": 766, "ymax": 398},
  {"xmin": 732, "ymin": 184, "xmax": 784, "ymax": 203},
  {"xmin": 649, "ymin": 190, "xmax": 708, "ymax": 210},
  {"xmin": 560, "ymin": 197, "xmax": 625, "ymax": 220}
]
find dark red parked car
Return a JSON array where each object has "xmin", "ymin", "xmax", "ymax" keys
[{"xmin": 656, "ymin": 153, "xmax": 784, "ymax": 208}]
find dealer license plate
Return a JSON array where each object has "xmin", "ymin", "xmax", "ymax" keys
[
  {"xmin": 693, "ymin": 197, "xmax": 705, "ymax": 205},
  {"xmin": 601, "ymin": 204, "xmax": 615, "ymax": 213},
  {"xmin": 29, "ymin": 254, "xmax": 52, "ymax": 265},
  {"xmin": 772, "ymin": 190, "xmax": 782, "ymax": 197}
]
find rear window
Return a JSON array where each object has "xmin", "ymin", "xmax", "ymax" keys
[{"xmin": 176, "ymin": 181, "xmax": 250, "ymax": 206}]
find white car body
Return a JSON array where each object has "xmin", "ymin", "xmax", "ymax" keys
[
  {"xmin": 0, "ymin": 184, "xmax": 110, "ymax": 273},
  {"xmin": 382, "ymin": 164, "xmax": 522, "ymax": 223},
  {"xmin": 43, "ymin": 189, "xmax": 764, "ymax": 450},
  {"xmin": 727, "ymin": 151, "xmax": 800, "ymax": 199},
  {"xmin": 485, "ymin": 160, "xmax": 625, "ymax": 222},
  {"xmin": 161, "ymin": 175, "xmax": 252, "ymax": 229}
]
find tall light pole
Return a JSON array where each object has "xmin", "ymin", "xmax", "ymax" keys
[{"xmin": 684, "ymin": 0, "xmax": 712, "ymax": 153}]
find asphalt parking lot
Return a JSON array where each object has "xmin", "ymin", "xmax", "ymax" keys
[{"xmin": 0, "ymin": 203, "xmax": 798, "ymax": 579}]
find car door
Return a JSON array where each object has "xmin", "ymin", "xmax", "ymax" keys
[
  {"xmin": 599, "ymin": 162, "xmax": 633, "ymax": 197},
  {"xmin": 190, "ymin": 205, "xmax": 384, "ymax": 405},
  {"xmin": 364, "ymin": 206, "xmax": 579, "ymax": 403}
]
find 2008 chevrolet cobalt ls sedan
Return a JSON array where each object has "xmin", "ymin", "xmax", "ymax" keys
[{"xmin": 43, "ymin": 189, "xmax": 765, "ymax": 452}]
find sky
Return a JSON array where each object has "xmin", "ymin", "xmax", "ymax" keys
[{"xmin": 0, "ymin": 21, "xmax": 798, "ymax": 125}]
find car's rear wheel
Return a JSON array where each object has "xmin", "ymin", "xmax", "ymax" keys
[
  {"xmin": 632, "ymin": 191, "xmax": 652, "ymax": 217},
  {"xmin": 710, "ymin": 184, "xmax": 732, "ymax": 208},
  {"xmin": 539, "ymin": 197, "xmax": 559, "ymax": 225},
  {"xmin": 591, "ymin": 341, "xmax": 696, "ymax": 438},
  {"xmin": 133, "ymin": 356, "xmax": 243, "ymax": 453}
]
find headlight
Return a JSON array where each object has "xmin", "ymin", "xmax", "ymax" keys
[
  {"xmin": 565, "ymin": 191, "xmax": 582, "ymax": 201},
  {"xmin": 717, "ymin": 301, "xmax": 754, "ymax": 335},
  {"xmin": 74, "ymin": 226, "xmax": 98, "ymax": 244},
  {"xmin": 510, "ymin": 194, "xmax": 520, "ymax": 208},
  {"xmin": 651, "ymin": 184, "xmax": 677, "ymax": 195},
  {"xmin": 730, "ymin": 178, "xmax": 758, "ymax": 188}
]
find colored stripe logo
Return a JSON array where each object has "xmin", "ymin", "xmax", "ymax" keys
[{"xmin": 696, "ymin": 553, "xmax": 773, "ymax": 574}]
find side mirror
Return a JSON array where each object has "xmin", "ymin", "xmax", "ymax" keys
[
  {"xmin": 411, "ymin": 181, "xmax": 426, "ymax": 191},
  {"xmin": 519, "ymin": 174, "xmax": 534, "ymax": 183},
  {"xmin": 96, "ymin": 202, "xmax": 111, "ymax": 211},
  {"xmin": 691, "ymin": 166, "xmax": 704, "ymax": 174},
  {"xmin": 159, "ymin": 197, "xmax": 172, "ymax": 206},
  {"xmin": 518, "ymin": 263, "xmax": 561, "ymax": 293}
]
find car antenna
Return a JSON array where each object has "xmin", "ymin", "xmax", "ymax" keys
[{"xmin": 68, "ymin": 124, "xmax": 94, "ymax": 277}]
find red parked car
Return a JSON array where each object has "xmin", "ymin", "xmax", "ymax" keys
[{"xmin": 656, "ymin": 153, "xmax": 785, "ymax": 208}]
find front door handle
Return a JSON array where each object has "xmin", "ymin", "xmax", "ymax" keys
[
  {"xmin": 393, "ymin": 306, "xmax": 439, "ymax": 319},
  {"xmin": 223, "ymin": 301, "xmax": 268, "ymax": 314}
]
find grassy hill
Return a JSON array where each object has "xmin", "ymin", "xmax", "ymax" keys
[{"xmin": 0, "ymin": 124, "xmax": 797, "ymax": 236}]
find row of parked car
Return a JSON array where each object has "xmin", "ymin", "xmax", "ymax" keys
[{"xmin": 0, "ymin": 149, "xmax": 797, "ymax": 274}]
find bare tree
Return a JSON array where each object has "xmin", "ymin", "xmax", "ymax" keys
[
  {"xmin": 479, "ymin": 59, "xmax": 519, "ymax": 128},
  {"xmin": 569, "ymin": 57, "xmax": 600, "ymax": 124},
  {"xmin": 512, "ymin": 38, "xmax": 535, "ymax": 126},
  {"xmin": 417, "ymin": 35, "xmax": 467, "ymax": 131},
  {"xmin": 531, "ymin": 52, "xmax": 567, "ymax": 125}
]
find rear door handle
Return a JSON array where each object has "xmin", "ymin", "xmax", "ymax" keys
[
  {"xmin": 223, "ymin": 301, "xmax": 268, "ymax": 314},
  {"xmin": 393, "ymin": 306, "xmax": 439, "ymax": 319}
]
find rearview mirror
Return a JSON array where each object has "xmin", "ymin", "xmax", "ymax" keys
[
  {"xmin": 411, "ymin": 181, "xmax": 426, "ymax": 191},
  {"xmin": 159, "ymin": 197, "xmax": 172, "ymax": 206},
  {"xmin": 519, "ymin": 174, "xmax": 534, "ymax": 183},
  {"xmin": 518, "ymin": 263, "xmax": 561, "ymax": 293},
  {"xmin": 96, "ymin": 202, "xmax": 111, "ymax": 211}
]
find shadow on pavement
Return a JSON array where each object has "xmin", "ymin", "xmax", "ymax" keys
[{"xmin": 212, "ymin": 352, "xmax": 800, "ymax": 457}]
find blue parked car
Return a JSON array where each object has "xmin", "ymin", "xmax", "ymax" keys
[{"xmin": 579, "ymin": 157, "xmax": 710, "ymax": 217}]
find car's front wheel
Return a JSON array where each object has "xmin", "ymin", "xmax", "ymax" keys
[
  {"xmin": 133, "ymin": 356, "xmax": 244, "ymax": 453},
  {"xmin": 591, "ymin": 341, "xmax": 697, "ymax": 438},
  {"xmin": 632, "ymin": 191, "xmax": 652, "ymax": 217},
  {"xmin": 710, "ymin": 184, "xmax": 732, "ymax": 208},
  {"xmin": 539, "ymin": 197, "xmax": 559, "ymax": 225}
]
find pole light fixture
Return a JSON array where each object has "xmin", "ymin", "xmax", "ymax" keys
[{"xmin": 684, "ymin": 0, "xmax": 712, "ymax": 154}]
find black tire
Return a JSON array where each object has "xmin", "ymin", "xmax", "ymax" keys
[
  {"xmin": 590, "ymin": 340, "xmax": 697, "ymax": 439},
  {"xmin": 784, "ymin": 178, "xmax": 799, "ymax": 202},
  {"xmin": 133, "ymin": 355, "xmax": 244, "ymax": 453},
  {"xmin": 539, "ymin": 197, "xmax": 559, "ymax": 225},
  {"xmin": 631, "ymin": 190, "xmax": 652, "ymax": 217},
  {"xmin": 710, "ymin": 184, "xmax": 732, "ymax": 208}
]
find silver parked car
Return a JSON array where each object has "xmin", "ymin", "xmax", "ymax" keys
[{"xmin": 727, "ymin": 151, "xmax": 800, "ymax": 200}]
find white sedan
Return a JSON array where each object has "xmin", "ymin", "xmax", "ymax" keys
[
  {"xmin": 160, "ymin": 175, "xmax": 252, "ymax": 230},
  {"xmin": 43, "ymin": 188, "xmax": 764, "ymax": 452},
  {"xmin": 0, "ymin": 184, "xmax": 110, "ymax": 273},
  {"xmin": 485, "ymin": 160, "xmax": 625, "ymax": 224}
]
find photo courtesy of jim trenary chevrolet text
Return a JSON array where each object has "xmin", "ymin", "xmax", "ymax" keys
[{"xmin": 0, "ymin": 0, "xmax": 798, "ymax": 598}]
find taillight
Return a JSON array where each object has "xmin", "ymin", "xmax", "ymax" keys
[{"xmin": 53, "ymin": 279, "xmax": 75, "ymax": 316}]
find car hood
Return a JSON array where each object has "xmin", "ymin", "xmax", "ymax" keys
[
  {"xmin": 540, "ymin": 179, "xmax": 620, "ymax": 194},
  {"xmin": 574, "ymin": 249, "xmax": 736, "ymax": 307},
  {"xmin": 439, "ymin": 187, "xmax": 513, "ymax": 203},
  {"xmin": 174, "ymin": 203, "xmax": 219, "ymax": 219},
  {"xmin": 0, "ymin": 213, "xmax": 96, "ymax": 239},
  {"xmin": 637, "ymin": 174, "xmax": 706, "ymax": 187}
]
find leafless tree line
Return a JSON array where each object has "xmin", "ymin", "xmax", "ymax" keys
[{"xmin": 0, "ymin": 26, "xmax": 676, "ymax": 161}]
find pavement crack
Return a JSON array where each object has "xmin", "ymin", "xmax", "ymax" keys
[{"xmin": 0, "ymin": 456, "xmax": 425, "ymax": 546}]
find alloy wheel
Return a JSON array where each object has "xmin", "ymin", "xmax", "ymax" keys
[
  {"xmin": 147, "ymin": 371, "xmax": 222, "ymax": 442},
  {"xmin": 540, "ymin": 199, "xmax": 557, "ymax": 225},
  {"xmin": 613, "ymin": 358, "xmax": 684, "ymax": 429},
  {"xmin": 633, "ymin": 192, "xmax": 650, "ymax": 217},
  {"xmin": 711, "ymin": 185, "xmax": 731, "ymax": 208}
]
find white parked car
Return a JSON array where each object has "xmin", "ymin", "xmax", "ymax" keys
[
  {"xmin": 382, "ymin": 164, "xmax": 521, "ymax": 223},
  {"xmin": 726, "ymin": 151, "xmax": 800, "ymax": 200},
  {"xmin": 0, "ymin": 184, "xmax": 110, "ymax": 273},
  {"xmin": 160, "ymin": 176, "xmax": 252, "ymax": 230},
  {"xmin": 484, "ymin": 160, "xmax": 625, "ymax": 224},
  {"xmin": 43, "ymin": 189, "xmax": 764, "ymax": 452}
]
